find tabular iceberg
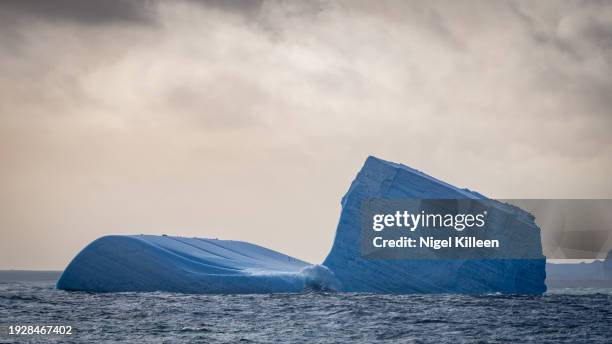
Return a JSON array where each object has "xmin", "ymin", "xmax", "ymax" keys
[
  {"xmin": 58, "ymin": 156, "xmax": 546, "ymax": 294},
  {"xmin": 546, "ymin": 250, "xmax": 612, "ymax": 288},
  {"xmin": 323, "ymin": 156, "xmax": 546, "ymax": 294}
]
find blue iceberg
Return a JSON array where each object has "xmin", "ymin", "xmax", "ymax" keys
[
  {"xmin": 58, "ymin": 156, "xmax": 546, "ymax": 294},
  {"xmin": 57, "ymin": 235, "xmax": 338, "ymax": 293},
  {"xmin": 323, "ymin": 156, "xmax": 546, "ymax": 294}
]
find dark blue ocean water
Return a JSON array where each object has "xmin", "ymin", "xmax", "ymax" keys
[{"xmin": 1, "ymin": 281, "xmax": 611, "ymax": 343}]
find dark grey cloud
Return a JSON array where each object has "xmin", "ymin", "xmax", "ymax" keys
[
  {"xmin": 0, "ymin": 0, "xmax": 270, "ymax": 25},
  {"xmin": 189, "ymin": 0, "xmax": 264, "ymax": 14},
  {"xmin": 0, "ymin": 0, "xmax": 155, "ymax": 25}
]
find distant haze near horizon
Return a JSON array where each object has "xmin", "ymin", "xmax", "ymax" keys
[{"xmin": 1, "ymin": 1, "xmax": 612, "ymax": 270}]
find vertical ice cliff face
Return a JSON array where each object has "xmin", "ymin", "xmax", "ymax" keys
[{"xmin": 323, "ymin": 156, "xmax": 547, "ymax": 294}]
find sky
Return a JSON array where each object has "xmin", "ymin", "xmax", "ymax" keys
[{"xmin": 1, "ymin": 0, "xmax": 611, "ymax": 270}]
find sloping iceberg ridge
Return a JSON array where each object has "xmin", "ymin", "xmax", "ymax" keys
[
  {"xmin": 57, "ymin": 156, "xmax": 546, "ymax": 294},
  {"xmin": 57, "ymin": 235, "xmax": 339, "ymax": 293}
]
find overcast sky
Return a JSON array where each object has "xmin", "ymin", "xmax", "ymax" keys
[{"xmin": 1, "ymin": 0, "xmax": 611, "ymax": 269}]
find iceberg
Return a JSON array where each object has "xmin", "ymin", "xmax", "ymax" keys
[
  {"xmin": 58, "ymin": 156, "xmax": 546, "ymax": 294},
  {"xmin": 546, "ymin": 250, "xmax": 612, "ymax": 288},
  {"xmin": 57, "ymin": 235, "xmax": 341, "ymax": 293},
  {"xmin": 323, "ymin": 156, "xmax": 546, "ymax": 294}
]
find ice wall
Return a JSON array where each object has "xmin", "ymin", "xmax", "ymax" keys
[{"xmin": 322, "ymin": 156, "xmax": 547, "ymax": 294}]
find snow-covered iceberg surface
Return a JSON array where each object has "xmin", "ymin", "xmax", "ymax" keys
[
  {"xmin": 57, "ymin": 235, "xmax": 338, "ymax": 293},
  {"xmin": 323, "ymin": 156, "xmax": 546, "ymax": 294},
  {"xmin": 58, "ymin": 156, "xmax": 546, "ymax": 294}
]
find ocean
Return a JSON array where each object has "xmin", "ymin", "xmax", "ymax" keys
[{"xmin": 1, "ymin": 280, "xmax": 610, "ymax": 343}]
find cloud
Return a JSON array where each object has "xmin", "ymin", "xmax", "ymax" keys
[
  {"xmin": 0, "ymin": 0, "xmax": 155, "ymax": 25},
  {"xmin": 1, "ymin": 0, "xmax": 611, "ymax": 269}
]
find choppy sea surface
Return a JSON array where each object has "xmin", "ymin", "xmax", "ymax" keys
[{"xmin": 1, "ymin": 281, "xmax": 611, "ymax": 343}]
